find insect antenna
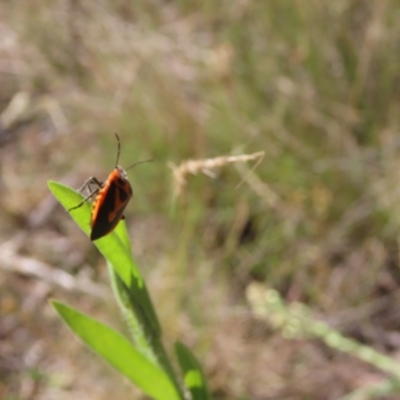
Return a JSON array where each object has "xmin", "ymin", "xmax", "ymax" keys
[
  {"xmin": 126, "ymin": 159, "xmax": 153, "ymax": 171},
  {"xmin": 114, "ymin": 133, "xmax": 121, "ymax": 166},
  {"xmin": 114, "ymin": 133, "xmax": 152, "ymax": 170}
]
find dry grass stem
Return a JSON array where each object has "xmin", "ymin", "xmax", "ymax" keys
[
  {"xmin": 0, "ymin": 240, "xmax": 109, "ymax": 299},
  {"xmin": 0, "ymin": 91, "xmax": 31, "ymax": 129},
  {"xmin": 0, "ymin": 92, "xmax": 69, "ymax": 135},
  {"xmin": 235, "ymin": 161, "xmax": 282, "ymax": 209},
  {"xmin": 169, "ymin": 151, "xmax": 265, "ymax": 196}
]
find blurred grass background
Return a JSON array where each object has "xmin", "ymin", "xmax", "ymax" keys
[{"xmin": 1, "ymin": 0, "xmax": 400, "ymax": 399}]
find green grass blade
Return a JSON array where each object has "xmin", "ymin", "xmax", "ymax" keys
[
  {"xmin": 52, "ymin": 301, "xmax": 179, "ymax": 400},
  {"xmin": 48, "ymin": 180, "xmax": 161, "ymax": 337},
  {"xmin": 48, "ymin": 180, "xmax": 136, "ymax": 286},
  {"xmin": 110, "ymin": 221, "xmax": 161, "ymax": 339},
  {"xmin": 114, "ymin": 217, "xmax": 133, "ymax": 253},
  {"xmin": 108, "ymin": 261, "xmax": 159, "ymax": 359},
  {"xmin": 108, "ymin": 263, "xmax": 184, "ymax": 398},
  {"xmin": 49, "ymin": 180, "xmax": 184, "ymax": 398},
  {"xmin": 175, "ymin": 341, "xmax": 211, "ymax": 400}
]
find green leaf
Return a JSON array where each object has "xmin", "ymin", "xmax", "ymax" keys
[
  {"xmin": 52, "ymin": 300, "xmax": 180, "ymax": 400},
  {"xmin": 48, "ymin": 180, "xmax": 136, "ymax": 286},
  {"xmin": 175, "ymin": 341, "xmax": 211, "ymax": 400},
  {"xmin": 48, "ymin": 180, "xmax": 161, "ymax": 337},
  {"xmin": 114, "ymin": 218, "xmax": 133, "ymax": 254}
]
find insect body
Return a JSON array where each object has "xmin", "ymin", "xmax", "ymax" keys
[{"xmin": 68, "ymin": 134, "xmax": 151, "ymax": 241}]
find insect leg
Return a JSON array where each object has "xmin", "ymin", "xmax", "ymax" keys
[
  {"xmin": 77, "ymin": 177, "xmax": 103, "ymax": 193},
  {"xmin": 67, "ymin": 177, "xmax": 103, "ymax": 212},
  {"xmin": 67, "ymin": 188, "xmax": 100, "ymax": 212}
]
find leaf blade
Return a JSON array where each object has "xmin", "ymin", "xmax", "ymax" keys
[
  {"xmin": 175, "ymin": 341, "xmax": 211, "ymax": 400},
  {"xmin": 48, "ymin": 181, "xmax": 162, "ymax": 339},
  {"xmin": 52, "ymin": 300, "xmax": 179, "ymax": 400}
]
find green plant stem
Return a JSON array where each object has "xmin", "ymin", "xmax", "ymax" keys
[{"xmin": 108, "ymin": 264, "xmax": 184, "ymax": 399}]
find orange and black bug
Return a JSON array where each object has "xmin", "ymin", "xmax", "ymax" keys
[{"xmin": 68, "ymin": 134, "xmax": 152, "ymax": 241}]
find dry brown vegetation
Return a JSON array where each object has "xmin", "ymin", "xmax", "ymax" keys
[{"xmin": 2, "ymin": 1, "xmax": 400, "ymax": 399}]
